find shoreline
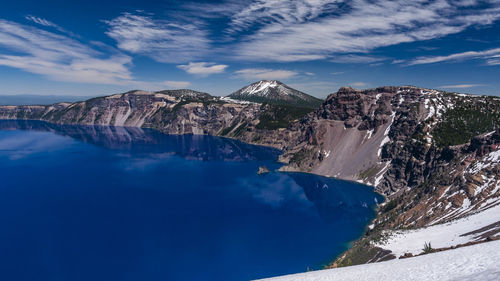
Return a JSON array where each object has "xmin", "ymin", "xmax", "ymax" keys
[{"xmin": 0, "ymin": 118, "xmax": 385, "ymax": 269}]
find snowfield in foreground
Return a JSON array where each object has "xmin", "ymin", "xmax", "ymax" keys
[
  {"xmin": 376, "ymin": 204, "xmax": 500, "ymax": 258},
  {"xmin": 256, "ymin": 240, "xmax": 500, "ymax": 281}
]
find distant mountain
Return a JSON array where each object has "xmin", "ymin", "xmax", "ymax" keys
[
  {"xmin": 228, "ymin": 80, "xmax": 323, "ymax": 108},
  {"xmin": 0, "ymin": 95, "xmax": 93, "ymax": 106}
]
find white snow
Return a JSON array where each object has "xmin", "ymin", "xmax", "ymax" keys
[
  {"xmin": 255, "ymin": 240, "xmax": 500, "ymax": 281},
  {"xmin": 438, "ymin": 185, "xmax": 452, "ymax": 199},
  {"xmin": 323, "ymin": 150, "xmax": 331, "ymax": 158},
  {"xmin": 474, "ymin": 175, "xmax": 495, "ymax": 197},
  {"xmin": 425, "ymin": 101, "xmax": 435, "ymax": 120},
  {"xmin": 466, "ymin": 150, "xmax": 500, "ymax": 173},
  {"xmin": 399, "ymin": 95, "xmax": 405, "ymax": 105},
  {"xmin": 377, "ymin": 112, "xmax": 395, "ymax": 157},
  {"xmin": 248, "ymin": 81, "xmax": 278, "ymax": 95},
  {"xmin": 435, "ymin": 102, "xmax": 445, "ymax": 118},
  {"xmin": 219, "ymin": 96, "xmax": 256, "ymax": 104},
  {"xmin": 240, "ymin": 80, "xmax": 281, "ymax": 97},
  {"xmin": 366, "ymin": 129, "xmax": 373, "ymax": 139},
  {"xmin": 374, "ymin": 161, "xmax": 391, "ymax": 187},
  {"xmin": 377, "ymin": 204, "xmax": 500, "ymax": 258},
  {"xmin": 361, "ymin": 129, "xmax": 374, "ymax": 144}
]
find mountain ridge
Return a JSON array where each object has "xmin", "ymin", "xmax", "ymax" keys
[{"xmin": 228, "ymin": 80, "xmax": 323, "ymax": 108}]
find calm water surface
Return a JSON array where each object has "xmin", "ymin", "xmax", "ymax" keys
[{"xmin": 0, "ymin": 120, "xmax": 382, "ymax": 281}]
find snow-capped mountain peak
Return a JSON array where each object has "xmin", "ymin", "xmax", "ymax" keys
[
  {"xmin": 244, "ymin": 80, "xmax": 280, "ymax": 96},
  {"xmin": 228, "ymin": 80, "xmax": 323, "ymax": 108}
]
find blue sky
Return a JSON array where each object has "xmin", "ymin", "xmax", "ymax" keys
[{"xmin": 0, "ymin": 0, "xmax": 499, "ymax": 98}]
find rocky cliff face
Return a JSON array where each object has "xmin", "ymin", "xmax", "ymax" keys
[
  {"xmin": 279, "ymin": 86, "xmax": 499, "ymax": 268},
  {"xmin": 0, "ymin": 89, "xmax": 304, "ymax": 150},
  {"xmin": 279, "ymin": 86, "xmax": 499, "ymax": 196},
  {"xmin": 376, "ymin": 130, "xmax": 499, "ymax": 228}
]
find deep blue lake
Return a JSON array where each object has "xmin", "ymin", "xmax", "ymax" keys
[{"xmin": 0, "ymin": 120, "xmax": 382, "ymax": 281}]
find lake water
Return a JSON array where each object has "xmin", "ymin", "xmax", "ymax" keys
[{"xmin": 0, "ymin": 120, "xmax": 382, "ymax": 281}]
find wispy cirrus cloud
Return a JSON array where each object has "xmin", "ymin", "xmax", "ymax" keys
[
  {"xmin": 438, "ymin": 84, "xmax": 486, "ymax": 89},
  {"xmin": 0, "ymin": 19, "xmax": 133, "ymax": 84},
  {"xmin": 160, "ymin": 80, "xmax": 191, "ymax": 88},
  {"xmin": 25, "ymin": 15, "xmax": 59, "ymax": 28},
  {"xmin": 227, "ymin": 0, "xmax": 342, "ymax": 34},
  {"xmin": 177, "ymin": 62, "xmax": 228, "ymax": 76},
  {"xmin": 98, "ymin": 1, "xmax": 500, "ymax": 65},
  {"xmin": 234, "ymin": 68, "xmax": 298, "ymax": 80},
  {"xmin": 331, "ymin": 54, "xmax": 386, "ymax": 64},
  {"xmin": 0, "ymin": 19, "xmax": 190, "ymax": 89},
  {"xmin": 350, "ymin": 82, "xmax": 368, "ymax": 88},
  {"xmin": 99, "ymin": 1, "xmax": 500, "ymax": 64},
  {"xmin": 407, "ymin": 47, "xmax": 500, "ymax": 66},
  {"xmin": 229, "ymin": 0, "xmax": 500, "ymax": 62},
  {"xmin": 105, "ymin": 12, "xmax": 210, "ymax": 63},
  {"xmin": 25, "ymin": 15, "xmax": 78, "ymax": 37}
]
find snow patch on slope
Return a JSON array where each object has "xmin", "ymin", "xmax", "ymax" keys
[
  {"xmin": 256, "ymin": 240, "xmax": 500, "ymax": 281},
  {"xmin": 376, "ymin": 204, "xmax": 500, "ymax": 258},
  {"xmin": 378, "ymin": 112, "xmax": 395, "ymax": 157},
  {"xmin": 219, "ymin": 97, "xmax": 256, "ymax": 104},
  {"xmin": 240, "ymin": 80, "xmax": 281, "ymax": 97},
  {"xmin": 467, "ymin": 150, "xmax": 500, "ymax": 173}
]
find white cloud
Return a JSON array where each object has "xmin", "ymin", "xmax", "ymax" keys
[
  {"xmin": 439, "ymin": 84, "xmax": 486, "ymax": 88},
  {"xmin": 0, "ymin": 19, "xmax": 189, "ymax": 89},
  {"xmin": 25, "ymin": 15, "xmax": 78, "ymax": 37},
  {"xmin": 0, "ymin": 54, "xmax": 133, "ymax": 84},
  {"xmin": 331, "ymin": 54, "xmax": 385, "ymax": 64},
  {"xmin": 25, "ymin": 15, "xmax": 58, "ymax": 28},
  {"xmin": 177, "ymin": 62, "xmax": 228, "ymax": 75},
  {"xmin": 235, "ymin": 68, "xmax": 298, "ymax": 80},
  {"xmin": 0, "ymin": 19, "xmax": 133, "ymax": 84},
  {"xmin": 105, "ymin": 12, "xmax": 209, "ymax": 63},
  {"xmin": 229, "ymin": 0, "xmax": 500, "ymax": 62},
  {"xmin": 391, "ymin": 59, "xmax": 406, "ymax": 64},
  {"xmin": 408, "ymin": 47, "xmax": 500, "ymax": 65},
  {"xmin": 350, "ymin": 82, "xmax": 368, "ymax": 88},
  {"xmin": 102, "ymin": 1, "xmax": 500, "ymax": 64},
  {"xmin": 102, "ymin": 1, "xmax": 500, "ymax": 65},
  {"xmin": 487, "ymin": 58, "xmax": 500, "ymax": 65},
  {"xmin": 227, "ymin": 0, "xmax": 342, "ymax": 34}
]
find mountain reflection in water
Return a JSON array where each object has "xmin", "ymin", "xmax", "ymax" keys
[{"xmin": 0, "ymin": 120, "xmax": 382, "ymax": 281}]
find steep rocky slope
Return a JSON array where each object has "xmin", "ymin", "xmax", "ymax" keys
[
  {"xmin": 228, "ymin": 80, "xmax": 323, "ymax": 108},
  {"xmin": 0, "ymin": 89, "xmax": 304, "ymax": 149},
  {"xmin": 279, "ymin": 86, "xmax": 499, "ymax": 267},
  {"xmin": 280, "ymin": 86, "xmax": 499, "ymax": 195}
]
